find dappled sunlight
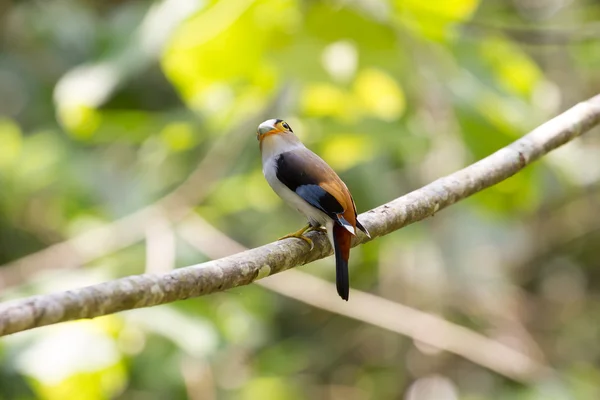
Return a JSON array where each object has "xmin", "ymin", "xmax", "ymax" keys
[
  {"xmin": 354, "ymin": 68, "xmax": 406, "ymax": 121},
  {"xmin": 2, "ymin": 0, "xmax": 600, "ymax": 398},
  {"xmin": 13, "ymin": 319, "xmax": 126, "ymax": 400}
]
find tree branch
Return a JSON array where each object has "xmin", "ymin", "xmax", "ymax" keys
[
  {"xmin": 0, "ymin": 89, "xmax": 288, "ymax": 289},
  {"xmin": 178, "ymin": 213, "xmax": 551, "ymax": 383},
  {"xmin": 1, "ymin": 94, "xmax": 600, "ymax": 338}
]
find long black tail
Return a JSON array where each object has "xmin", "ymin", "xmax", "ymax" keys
[{"xmin": 333, "ymin": 224, "xmax": 351, "ymax": 301}]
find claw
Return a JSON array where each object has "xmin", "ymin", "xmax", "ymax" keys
[
  {"xmin": 278, "ymin": 224, "xmax": 315, "ymax": 251},
  {"xmin": 283, "ymin": 234, "xmax": 313, "ymax": 251}
]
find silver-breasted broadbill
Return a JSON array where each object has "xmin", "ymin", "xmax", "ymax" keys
[{"xmin": 257, "ymin": 118, "xmax": 370, "ymax": 301}]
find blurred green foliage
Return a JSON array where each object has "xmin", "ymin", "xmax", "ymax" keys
[{"xmin": 2, "ymin": 0, "xmax": 600, "ymax": 399}]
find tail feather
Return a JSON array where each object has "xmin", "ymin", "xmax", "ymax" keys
[
  {"xmin": 356, "ymin": 218, "xmax": 370, "ymax": 238},
  {"xmin": 332, "ymin": 224, "xmax": 352, "ymax": 301}
]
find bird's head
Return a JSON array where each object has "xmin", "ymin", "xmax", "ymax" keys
[
  {"xmin": 257, "ymin": 119, "xmax": 294, "ymax": 141},
  {"xmin": 257, "ymin": 119, "xmax": 301, "ymax": 156}
]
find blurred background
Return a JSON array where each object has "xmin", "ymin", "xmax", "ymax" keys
[{"xmin": 1, "ymin": 0, "xmax": 600, "ymax": 399}]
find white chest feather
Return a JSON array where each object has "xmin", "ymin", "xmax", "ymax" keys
[
  {"xmin": 261, "ymin": 136, "xmax": 330, "ymax": 227},
  {"xmin": 263, "ymin": 156, "xmax": 330, "ymax": 227}
]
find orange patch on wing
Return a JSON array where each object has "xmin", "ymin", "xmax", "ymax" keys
[{"xmin": 318, "ymin": 180, "xmax": 356, "ymax": 228}]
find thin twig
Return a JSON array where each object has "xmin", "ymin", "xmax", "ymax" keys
[
  {"xmin": 0, "ymin": 94, "xmax": 599, "ymax": 341},
  {"xmin": 462, "ymin": 21, "xmax": 600, "ymax": 45}
]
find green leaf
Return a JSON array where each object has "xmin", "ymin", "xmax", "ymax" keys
[
  {"xmin": 0, "ymin": 118, "xmax": 23, "ymax": 170},
  {"xmin": 393, "ymin": 0, "xmax": 480, "ymax": 41}
]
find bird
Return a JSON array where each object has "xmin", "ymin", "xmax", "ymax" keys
[{"xmin": 257, "ymin": 118, "xmax": 370, "ymax": 301}]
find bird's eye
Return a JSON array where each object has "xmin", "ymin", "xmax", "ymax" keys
[{"xmin": 282, "ymin": 122, "xmax": 291, "ymax": 130}]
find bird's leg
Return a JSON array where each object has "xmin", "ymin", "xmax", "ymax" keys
[{"xmin": 278, "ymin": 223, "xmax": 316, "ymax": 251}]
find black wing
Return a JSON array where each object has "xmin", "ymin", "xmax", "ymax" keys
[{"xmin": 275, "ymin": 151, "xmax": 344, "ymax": 221}]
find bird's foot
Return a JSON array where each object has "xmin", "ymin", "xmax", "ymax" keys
[{"xmin": 278, "ymin": 224, "xmax": 315, "ymax": 251}]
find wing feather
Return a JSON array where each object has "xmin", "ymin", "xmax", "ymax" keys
[
  {"xmin": 295, "ymin": 184, "xmax": 343, "ymax": 218},
  {"xmin": 275, "ymin": 149, "xmax": 357, "ymax": 231}
]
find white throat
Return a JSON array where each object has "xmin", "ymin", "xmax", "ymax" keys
[{"xmin": 260, "ymin": 134, "xmax": 304, "ymax": 164}]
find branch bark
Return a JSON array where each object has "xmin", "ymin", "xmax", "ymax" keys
[
  {"xmin": 0, "ymin": 89, "xmax": 288, "ymax": 289},
  {"xmin": 178, "ymin": 213, "xmax": 551, "ymax": 383},
  {"xmin": 1, "ymin": 94, "xmax": 600, "ymax": 338}
]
